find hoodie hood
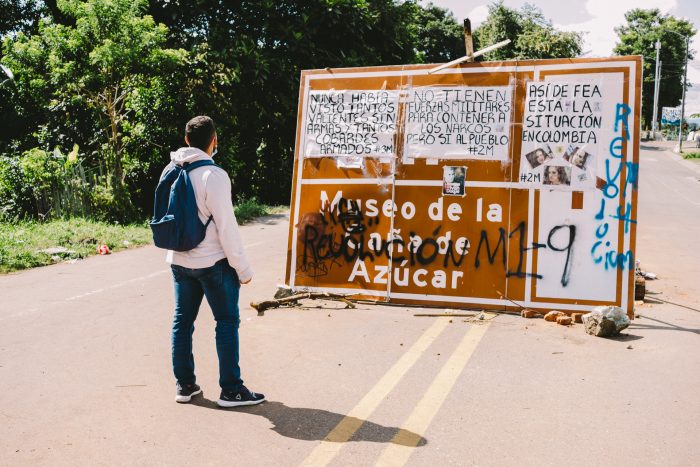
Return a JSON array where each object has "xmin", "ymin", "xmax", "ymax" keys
[{"xmin": 170, "ymin": 147, "xmax": 212, "ymax": 166}]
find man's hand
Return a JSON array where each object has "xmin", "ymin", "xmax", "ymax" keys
[{"xmin": 240, "ymin": 278, "xmax": 252, "ymax": 285}]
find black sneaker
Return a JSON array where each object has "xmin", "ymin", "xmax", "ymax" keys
[
  {"xmin": 217, "ymin": 386, "xmax": 265, "ymax": 407},
  {"xmin": 175, "ymin": 383, "xmax": 202, "ymax": 403}
]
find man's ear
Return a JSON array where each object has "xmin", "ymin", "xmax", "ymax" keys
[{"xmin": 184, "ymin": 135, "xmax": 190, "ymax": 147}]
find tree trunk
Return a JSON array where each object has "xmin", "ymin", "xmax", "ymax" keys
[{"xmin": 104, "ymin": 88, "xmax": 123, "ymax": 185}]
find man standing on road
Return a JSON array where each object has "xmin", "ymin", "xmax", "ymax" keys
[{"xmin": 164, "ymin": 115, "xmax": 264, "ymax": 407}]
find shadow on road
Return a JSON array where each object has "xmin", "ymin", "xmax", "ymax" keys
[
  {"xmin": 644, "ymin": 296, "xmax": 700, "ymax": 313},
  {"xmin": 608, "ymin": 333, "xmax": 644, "ymax": 342},
  {"xmin": 245, "ymin": 213, "xmax": 289, "ymax": 226},
  {"xmin": 190, "ymin": 398, "xmax": 427, "ymax": 446},
  {"xmin": 630, "ymin": 315, "xmax": 700, "ymax": 335},
  {"xmin": 640, "ymin": 144, "xmax": 667, "ymax": 151}
]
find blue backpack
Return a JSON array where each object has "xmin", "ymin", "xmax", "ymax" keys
[{"xmin": 150, "ymin": 159, "xmax": 216, "ymax": 251}]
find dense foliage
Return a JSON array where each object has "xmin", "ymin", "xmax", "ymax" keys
[
  {"xmin": 613, "ymin": 8, "xmax": 696, "ymax": 129},
  {"xmin": 474, "ymin": 2, "xmax": 582, "ymax": 60},
  {"xmin": 1, "ymin": 0, "xmax": 581, "ymax": 223}
]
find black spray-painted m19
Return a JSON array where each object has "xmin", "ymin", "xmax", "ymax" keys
[{"xmin": 474, "ymin": 221, "xmax": 576, "ymax": 286}]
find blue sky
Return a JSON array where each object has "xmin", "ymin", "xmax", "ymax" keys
[{"xmin": 428, "ymin": 0, "xmax": 700, "ymax": 115}]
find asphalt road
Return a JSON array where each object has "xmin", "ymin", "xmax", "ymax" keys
[{"xmin": 1, "ymin": 142, "xmax": 699, "ymax": 466}]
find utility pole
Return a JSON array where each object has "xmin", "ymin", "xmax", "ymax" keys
[
  {"xmin": 678, "ymin": 34, "xmax": 689, "ymax": 153},
  {"xmin": 652, "ymin": 41, "xmax": 661, "ymax": 139}
]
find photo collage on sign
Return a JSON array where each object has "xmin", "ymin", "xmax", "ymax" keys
[
  {"xmin": 519, "ymin": 78, "xmax": 602, "ymax": 191},
  {"xmin": 521, "ymin": 144, "xmax": 595, "ymax": 189}
]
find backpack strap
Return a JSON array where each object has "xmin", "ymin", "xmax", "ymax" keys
[
  {"xmin": 181, "ymin": 159, "xmax": 217, "ymax": 227},
  {"xmin": 182, "ymin": 159, "xmax": 217, "ymax": 171}
]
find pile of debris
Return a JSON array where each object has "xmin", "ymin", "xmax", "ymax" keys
[
  {"xmin": 521, "ymin": 306, "xmax": 631, "ymax": 337},
  {"xmin": 635, "ymin": 259, "xmax": 659, "ymax": 301},
  {"xmin": 256, "ymin": 287, "xmax": 632, "ymax": 339}
]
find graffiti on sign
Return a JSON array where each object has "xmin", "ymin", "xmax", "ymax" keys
[{"xmin": 287, "ymin": 57, "xmax": 641, "ymax": 316}]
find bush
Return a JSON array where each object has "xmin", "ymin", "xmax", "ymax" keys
[
  {"xmin": 234, "ymin": 197, "xmax": 269, "ymax": 224},
  {"xmin": 0, "ymin": 155, "xmax": 33, "ymax": 220},
  {"xmin": 89, "ymin": 182, "xmax": 138, "ymax": 223},
  {"xmin": 0, "ymin": 146, "xmax": 92, "ymax": 221}
]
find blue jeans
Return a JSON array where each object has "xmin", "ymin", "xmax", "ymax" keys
[{"xmin": 171, "ymin": 259, "xmax": 244, "ymax": 391}]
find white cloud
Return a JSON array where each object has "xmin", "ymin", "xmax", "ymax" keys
[
  {"xmin": 467, "ymin": 5, "xmax": 490, "ymax": 27},
  {"xmin": 422, "ymin": 0, "xmax": 474, "ymax": 24},
  {"xmin": 682, "ymin": 61, "xmax": 700, "ymax": 115},
  {"xmin": 555, "ymin": 0, "xmax": 678, "ymax": 57},
  {"xmin": 555, "ymin": 0, "xmax": 700, "ymax": 114},
  {"xmin": 429, "ymin": 0, "xmax": 700, "ymax": 115}
]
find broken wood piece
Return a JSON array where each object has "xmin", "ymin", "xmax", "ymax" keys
[
  {"xmin": 496, "ymin": 290, "xmax": 525, "ymax": 310},
  {"xmin": 251, "ymin": 292, "xmax": 356, "ymax": 316},
  {"xmin": 463, "ymin": 19, "xmax": 474, "ymax": 62},
  {"xmin": 428, "ymin": 39, "xmax": 511, "ymax": 74}
]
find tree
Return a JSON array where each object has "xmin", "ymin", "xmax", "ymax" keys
[
  {"xmin": 474, "ymin": 1, "xmax": 583, "ymax": 60},
  {"xmin": 407, "ymin": 2, "xmax": 464, "ymax": 63},
  {"xmin": 0, "ymin": 0, "xmax": 45, "ymax": 36},
  {"xmin": 146, "ymin": 0, "xmax": 432, "ymax": 204},
  {"xmin": 1, "ymin": 0, "xmax": 186, "ymax": 220},
  {"xmin": 2, "ymin": 0, "xmax": 473, "ymax": 220},
  {"xmin": 613, "ymin": 8, "xmax": 696, "ymax": 129}
]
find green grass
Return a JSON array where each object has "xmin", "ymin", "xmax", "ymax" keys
[
  {"xmin": 0, "ymin": 201, "xmax": 288, "ymax": 273},
  {"xmin": 0, "ymin": 219, "xmax": 152, "ymax": 273},
  {"xmin": 234, "ymin": 198, "xmax": 288, "ymax": 224},
  {"xmin": 682, "ymin": 152, "xmax": 700, "ymax": 159}
]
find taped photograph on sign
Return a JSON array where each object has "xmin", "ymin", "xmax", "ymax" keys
[
  {"xmin": 442, "ymin": 166, "xmax": 466, "ymax": 196},
  {"xmin": 286, "ymin": 56, "xmax": 641, "ymax": 317}
]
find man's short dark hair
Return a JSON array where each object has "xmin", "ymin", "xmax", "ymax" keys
[{"xmin": 185, "ymin": 116, "xmax": 216, "ymax": 151}]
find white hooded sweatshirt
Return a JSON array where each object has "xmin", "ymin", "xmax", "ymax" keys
[{"xmin": 162, "ymin": 147, "xmax": 253, "ymax": 282}]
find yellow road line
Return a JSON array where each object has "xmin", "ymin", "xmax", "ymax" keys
[
  {"xmin": 375, "ymin": 322, "xmax": 491, "ymax": 467},
  {"xmin": 300, "ymin": 318, "xmax": 451, "ymax": 467}
]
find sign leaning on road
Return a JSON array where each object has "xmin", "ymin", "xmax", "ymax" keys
[{"xmin": 285, "ymin": 56, "xmax": 642, "ymax": 316}]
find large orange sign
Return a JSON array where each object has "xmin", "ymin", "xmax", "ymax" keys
[{"xmin": 285, "ymin": 57, "xmax": 642, "ymax": 315}]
